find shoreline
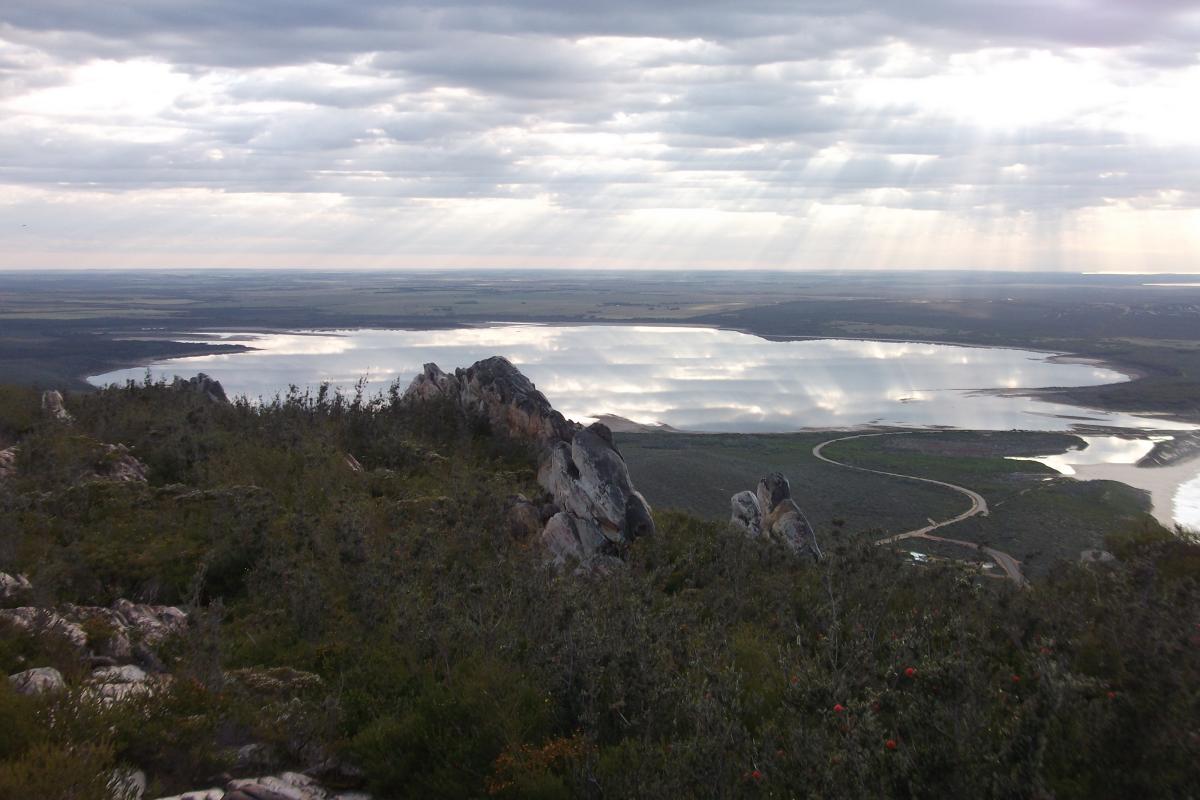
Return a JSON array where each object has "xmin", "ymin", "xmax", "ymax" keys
[{"xmin": 82, "ymin": 322, "xmax": 1197, "ymax": 432}]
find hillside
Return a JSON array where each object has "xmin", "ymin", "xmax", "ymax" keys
[{"xmin": 1, "ymin": 373, "xmax": 1199, "ymax": 799}]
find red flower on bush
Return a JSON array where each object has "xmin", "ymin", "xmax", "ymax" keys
[
  {"xmin": 904, "ymin": 667, "xmax": 917, "ymax": 678},
  {"xmin": 1010, "ymin": 674, "xmax": 1021, "ymax": 684},
  {"xmin": 886, "ymin": 739, "xmax": 898, "ymax": 751},
  {"xmin": 833, "ymin": 703, "xmax": 846, "ymax": 714},
  {"xmin": 1107, "ymin": 690, "xmax": 1118, "ymax": 700}
]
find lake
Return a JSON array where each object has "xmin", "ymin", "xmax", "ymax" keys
[{"xmin": 90, "ymin": 324, "xmax": 1200, "ymax": 528}]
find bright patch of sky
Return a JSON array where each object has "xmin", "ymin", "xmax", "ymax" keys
[{"xmin": 1, "ymin": 1, "xmax": 1199, "ymax": 270}]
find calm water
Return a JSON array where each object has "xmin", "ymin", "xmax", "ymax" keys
[
  {"xmin": 90, "ymin": 325, "xmax": 1199, "ymax": 528},
  {"xmin": 93, "ymin": 325, "xmax": 1188, "ymax": 432},
  {"xmin": 1010, "ymin": 436, "xmax": 1200, "ymax": 530}
]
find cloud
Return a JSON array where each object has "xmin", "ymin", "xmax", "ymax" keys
[{"xmin": 1, "ymin": 1, "xmax": 1199, "ymax": 269}]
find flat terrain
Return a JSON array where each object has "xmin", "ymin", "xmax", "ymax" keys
[
  {"xmin": 0, "ymin": 269, "xmax": 1191, "ymax": 575},
  {"xmin": 620, "ymin": 429, "xmax": 1162, "ymax": 576},
  {"xmin": 1, "ymin": 270, "xmax": 1198, "ymax": 424}
]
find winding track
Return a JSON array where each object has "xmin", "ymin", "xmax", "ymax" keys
[{"xmin": 812, "ymin": 432, "xmax": 1027, "ymax": 586}]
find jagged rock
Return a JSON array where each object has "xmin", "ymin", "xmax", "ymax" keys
[
  {"xmin": 539, "ymin": 511, "xmax": 627, "ymax": 573},
  {"xmin": 1, "ymin": 600, "xmax": 185, "ymax": 667},
  {"xmin": 0, "ymin": 607, "xmax": 88, "ymax": 648},
  {"xmin": 94, "ymin": 443, "xmax": 149, "ymax": 483},
  {"xmin": 154, "ymin": 790, "xmax": 224, "ymax": 800},
  {"xmin": 568, "ymin": 425, "xmax": 632, "ymax": 538},
  {"xmin": 110, "ymin": 768, "xmax": 147, "ymax": 800},
  {"xmin": 0, "ymin": 571, "xmax": 32, "ymax": 600},
  {"xmin": 173, "ymin": 373, "xmax": 229, "ymax": 404},
  {"xmin": 537, "ymin": 423, "xmax": 653, "ymax": 548},
  {"xmin": 730, "ymin": 491, "xmax": 763, "ymax": 536},
  {"xmin": 112, "ymin": 599, "xmax": 188, "ymax": 645},
  {"xmin": 151, "ymin": 772, "xmax": 371, "ymax": 800},
  {"xmin": 87, "ymin": 664, "xmax": 160, "ymax": 704},
  {"xmin": 1080, "ymin": 549, "xmax": 1116, "ymax": 564},
  {"xmin": 0, "ymin": 445, "xmax": 16, "ymax": 480},
  {"xmin": 92, "ymin": 664, "xmax": 148, "ymax": 683},
  {"xmin": 404, "ymin": 357, "xmax": 575, "ymax": 444},
  {"xmin": 406, "ymin": 358, "xmax": 654, "ymax": 572},
  {"xmin": 1, "ymin": 436, "xmax": 147, "ymax": 485},
  {"xmin": 227, "ymin": 773, "xmax": 331, "ymax": 800},
  {"xmin": 9, "ymin": 666, "xmax": 65, "ymax": 695},
  {"xmin": 41, "ymin": 389, "xmax": 73, "ymax": 422},
  {"xmin": 625, "ymin": 490, "xmax": 654, "ymax": 540},
  {"xmin": 64, "ymin": 604, "xmax": 134, "ymax": 660},
  {"xmin": 730, "ymin": 473, "xmax": 821, "ymax": 561},
  {"xmin": 767, "ymin": 499, "xmax": 822, "ymax": 561},
  {"xmin": 756, "ymin": 472, "xmax": 791, "ymax": 516}
]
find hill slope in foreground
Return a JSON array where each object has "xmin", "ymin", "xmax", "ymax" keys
[{"xmin": 0, "ymin": 375, "xmax": 1198, "ymax": 799}]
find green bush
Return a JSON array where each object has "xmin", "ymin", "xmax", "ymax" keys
[{"xmin": 0, "ymin": 380, "xmax": 1197, "ymax": 797}]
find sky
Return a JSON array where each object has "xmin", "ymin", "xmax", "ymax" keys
[{"xmin": 1, "ymin": 1, "xmax": 1199, "ymax": 272}]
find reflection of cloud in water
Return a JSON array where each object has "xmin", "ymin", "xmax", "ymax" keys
[
  {"xmin": 1008, "ymin": 435, "xmax": 1200, "ymax": 530},
  {"xmin": 1010, "ymin": 436, "xmax": 1159, "ymax": 475},
  {"xmin": 91, "ymin": 325, "xmax": 1192, "ymax": 435},
  {"xmin": 1175, "ymin": 473, "xmax": 1200, "ymax": 532}
]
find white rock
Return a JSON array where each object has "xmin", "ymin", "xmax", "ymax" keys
[
  {"xmin": 112, "ymin": 599, "xmax": 187, "ymax": 644},
  {"xmin": 152, "ymin": 789, "xmax": 224, "ymax": 800},
  {"xmin": 0, "ymin": 607, "xmax": 88, "ymax": 648},
  {"xmin": 9, "ymin": 666, "xmax": 65, "ymax": 695},
  {"xmin": 0, "ymin": 445, "xmax": 16, "ymax": 479},
  {"xmin": 42, "ymin": 389, "xmax": 73, "ymax": 422},
  {"xmin": 0, "ymin": 571, "xmax": 32, "ymax": 600},
  {"xmin": 730, "ymin": 491, "xmax": 763, "ymax": 537},
  {"xmin": 109, "ymin": 767, "xmax": 147, "ymax": 800},
  {"xmin": 91, "ymin": 664, "xmax": 148, "ymax": 684}
]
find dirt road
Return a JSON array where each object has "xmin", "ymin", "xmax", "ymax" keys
[{"xmin": 813, "ymin": 432, "xmax": 1027, "ymax": 586}]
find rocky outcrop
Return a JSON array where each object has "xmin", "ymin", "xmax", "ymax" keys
[
  {"xmin": 0, "ymin": 445, "xmax": 16, "ymax": 480},
  {"xmin": 0, "ymin": 607, "xmax": 89, "ymax": 648},
  {"xmin": 0, "ymin": 430, "xmax": 147, "ymax": 485},
  {"xmin": 0, "ymin": 597, "xmax": 186, "ymax": 665},
  {"xmin": 94, "ymin": 443, "xmax": 149, "ymax": 483},
  {"xmin": 730, "ymin": 491, "xmax": 763, "ymax": 537},
  {"xmin": 404, "ymin": 357, "xmax": 655, "ymax": 571},
  {"xmin": 87, "ymin": 664, "xmax": 162, "ymax": 704},
  {"xmin": 173, "ymin": 373, "xmax": 229, "ymax": 404},
  {"xmin": 42, "ymin": 389, "xmax": 73, "ymax": 422},
  {"xmin": 404, "ymin": 357, "xmax": 575, "ymax": 445},
  {"xmin": 0, "ymin": 571, "xmax": 32, "ymax": 601},
  {"xmin": 729, "ymin": 473, "xmax": 821, "ymax": 561},
  {"xmin": 8, "ymin": 666, "xmax": 66, "ymax": 695},
  {"xmin": 112, "ymin": 599, "xmax": 188, "ymax": 645},
  {"xmin": 110, "ymin": 768, "xmax": 147, "ymax": 800},
  {"xmin": 539, "ymin": 424, "xmax": 654, "ymax": 569},
  {"xmin": 154, "ymin": 772, "xmax": 371, "ymax": 800}
]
